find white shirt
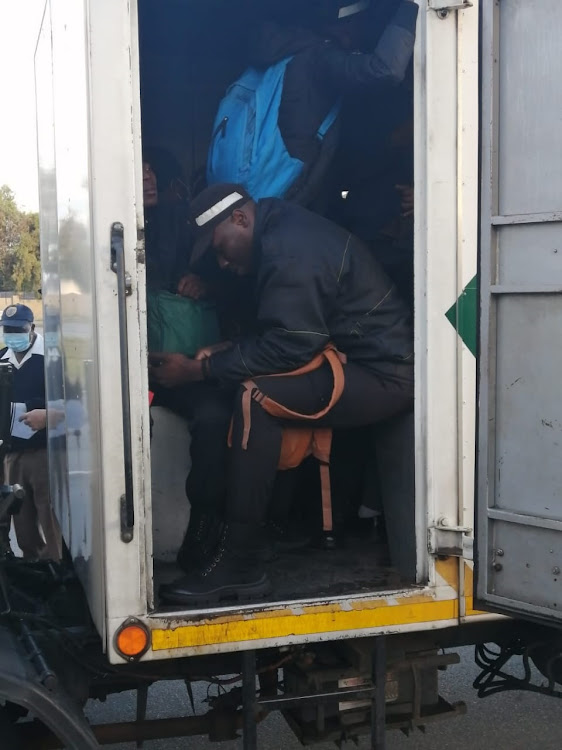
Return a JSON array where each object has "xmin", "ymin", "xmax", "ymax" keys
[{"xmin": 0, "ymin": 332, "xmax": 44, "ymax": 369}]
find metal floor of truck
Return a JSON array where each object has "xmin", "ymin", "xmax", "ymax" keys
[{"xmin": 153, "ymin": 533, "xmax": 411, "ymax": 611}]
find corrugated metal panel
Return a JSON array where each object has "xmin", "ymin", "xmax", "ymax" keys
[{"xmin": 477, "ymin": 0, "xmax": 562, "ymax": 623}]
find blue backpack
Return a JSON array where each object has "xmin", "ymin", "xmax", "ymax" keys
[{"xmin": 206, "ymin": 56, "xmax": 340, "ymax": 200}]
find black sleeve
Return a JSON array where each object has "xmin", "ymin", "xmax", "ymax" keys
[
  {"xmin": 207, "ymin": 253, "xmax": 335, "ymax": 384},
  {"xmin": 318, "ymin": 1, "xmax": 418, "ymax": 91},
  {"xmin": 26, "ymin": 398, "xmax": 46, "ymax": 411}
]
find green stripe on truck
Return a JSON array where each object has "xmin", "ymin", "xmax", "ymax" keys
[{"xmin": 445, "ymin": 275, "xmax": 477, "ymax": 357}]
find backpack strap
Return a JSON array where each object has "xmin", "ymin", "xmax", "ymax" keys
[
  {"xmin": 317, "ymin": 99, "xmax": 341, "ymax": 141},
  {"xmin": 312, "ymin": 428, "xmax": 334, "ymax": 532},
  {"xmin": 240, "ymin": 382, "xmax": 254, "ymax": 451}
]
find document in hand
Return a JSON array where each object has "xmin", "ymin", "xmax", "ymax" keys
[{"xmin": 11, "ymin": 403, "xmax": 37, "ymax": 440}]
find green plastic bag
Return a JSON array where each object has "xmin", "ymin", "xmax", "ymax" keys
[{"xmin": 146, "ymin": 290, "xmax": 221, "ymax": 357}]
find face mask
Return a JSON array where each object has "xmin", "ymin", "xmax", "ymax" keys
[{"xmin": 4, "ymin": 333, "xmax": 31, "ymax": 353}]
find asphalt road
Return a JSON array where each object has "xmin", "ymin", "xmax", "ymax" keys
[{"xmin": 85, "ymin": 647, "xmax": 562, "ymax": 749}]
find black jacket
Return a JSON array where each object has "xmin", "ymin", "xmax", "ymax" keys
[
  {"xmin": 249, "ymin": 1, "xmax": 418, "ymax": 206},
  {"xmin": 145, "ymin": 201, "xmax": 191, "ymax": 292},
  {"xmin": 207, "ymin": 199, "xmax": 413, "ymax": 387},
  {"xmin": 0, "ymin": 334, "xmax": 47, "ymax": 452}
]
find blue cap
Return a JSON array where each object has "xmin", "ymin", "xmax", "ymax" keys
[{"xmin": 0, "ymin": 304, "xmax": 34, "ymax": 328}]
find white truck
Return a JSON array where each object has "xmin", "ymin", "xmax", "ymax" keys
[{"xmin": 0, "ymin": 0, "xmax": 561, "ymax": 747}]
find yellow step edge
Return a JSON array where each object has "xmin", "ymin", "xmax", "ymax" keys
[{"xmin": 152, "ymin": 598, "xmax": 459, "ymax": 650}]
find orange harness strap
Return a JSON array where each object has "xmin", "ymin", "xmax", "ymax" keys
[
  {"xmin": 315, "ymin": 429, "xmax": 334, "ymax": 532},
  {"xmin": 231, "ymin": 345, "xmax": 346, "ymax": 532}
]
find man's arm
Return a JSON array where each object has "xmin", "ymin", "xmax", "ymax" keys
[
  {"xmin": 320, "ymin": 1, "xmax": 418, "ymax": 90},
  {"xmin": 207, "ymin": 255, "xmax": 334, "ymax": 384}
]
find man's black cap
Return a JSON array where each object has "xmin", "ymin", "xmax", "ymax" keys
[
  {"xmin": 189, "ymin": 183, "xmax": 252, "ymax": 267},
  {"xmin": 0, "ymin": 303, "xmax": 34, "ymax": 328}
]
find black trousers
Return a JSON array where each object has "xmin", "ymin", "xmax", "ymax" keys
[
  {"xmin": 153, "ymin": 383, "xmax": 234, "ymax": 518},
  {"xmin": 226, "ymin": 362, "xmax": 413, "ymax": 525}
]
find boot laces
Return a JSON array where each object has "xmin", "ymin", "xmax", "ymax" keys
[
  {"xmin": 201, "ymin": 544, "xmax": 225, "ymax": 577},
  {"xmin": 194, "ymin": 516, "xmax": 208, "ymax": 542}
]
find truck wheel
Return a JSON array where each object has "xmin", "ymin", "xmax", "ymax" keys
[{"xmin": 530, "ymin": 640, "xmax": 562, "ymax": 686}]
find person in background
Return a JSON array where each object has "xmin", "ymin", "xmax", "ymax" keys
[
  {"xmin": 142, "ymin": 146, "xmax": 202, "ymax": 294},
  {"xmin": 207, "ymin": 0, "xmax": 418, "ymax": 213},
  {"xmin": 150, "ymin": 183, "xmax": 414, "ymax": 606},
  {"xmin": 143, "ymin": 146, "xmax": 231, "ymax": 309},
  {"xmin": 334, "ymin": 74, "xmax": 415, "ymax": 305},
  {"xmin": 144, "ymin": 148, "xmax": 237, "ymax": 573},
  {"xmin": 0, "ymin": 304, "xmax": 62, "ymax": 561}
]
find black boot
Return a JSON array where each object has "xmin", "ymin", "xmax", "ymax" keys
[
  {"xmin": 160, "ymin": 522, "xmax": 272, "ymax": 606},
  {"xmin": 176, "ymin": 512, "xmax": 223, "ymax": 573}
]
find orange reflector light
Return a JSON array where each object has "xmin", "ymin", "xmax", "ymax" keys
[{"xmin": 115, "ymin": 621, "xmax": 149, "ymax": 659}]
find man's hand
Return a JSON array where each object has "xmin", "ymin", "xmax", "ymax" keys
[
  {"xmin": 148, "ymin": 353, "xmax": 204, "ymax": 388},
  {"xmin": 19, "ymin": 409, "xmax": 47, "ymax": 431},
  {"xmin": 177, "ymin": 274, "xmax": 209, "ymax": 300},
  {"xmin": 194, "ymin": 341, "xmax": 234, "ymax": 361}
]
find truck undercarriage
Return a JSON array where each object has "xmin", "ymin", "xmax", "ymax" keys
[{"xmin": 1, "ymin": 556, "xmax": 561, "ymax": 749}]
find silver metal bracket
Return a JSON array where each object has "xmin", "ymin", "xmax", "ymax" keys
[
  {"xmin": 429, "ymin": 0, "xmax": 473, "ymax": 19},
  {"xmin": 429, "ymin": 521, "xmax": 473, "ymax": 559}
]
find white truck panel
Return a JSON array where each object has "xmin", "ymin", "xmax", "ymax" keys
[
  {"xmin": 86, "ymin": 0, "xmax": 151, "ymax": 620},
  {"xmin": 37, "ymin": 0, "xmax": 150, "ymax": 639},
  {"xmin": 414, "ymin": 2, "xmax": 478, "ymax": 588}
]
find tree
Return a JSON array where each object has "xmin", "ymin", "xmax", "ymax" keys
[{"xmin": 0, "ymin": 185, "xmax": 41, "ymax": 293}]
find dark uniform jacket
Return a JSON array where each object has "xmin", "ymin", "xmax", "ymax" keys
[
  {"xmin": 0, "ymin": 334, "xmax": 47, "ymax": 452},
  {"xmin": 207, "ymin": 199, "xmax": 414, "ymax": 387}
]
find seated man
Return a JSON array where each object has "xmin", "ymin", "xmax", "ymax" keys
[{"xmin": 150, "ymin": 183, "xmax": 414, "ymax": 606}]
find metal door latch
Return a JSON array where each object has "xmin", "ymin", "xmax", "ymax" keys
[
  {"xmin": 429, "ymin": 0, "xmax": 473, "ymax": 18},
  {"xmin": 429, "ymin": 519, "xmax": 473, "ymax": 559},
  {"xmin": 110, "ymin": 223, "xmax": 133, "ymax": 296}
]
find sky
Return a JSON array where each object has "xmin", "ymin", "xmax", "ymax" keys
[{"xmin": 0, "ymin": 0, "xmax": 46, "ymax": 212}]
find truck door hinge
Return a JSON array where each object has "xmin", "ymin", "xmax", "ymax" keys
[
  {"xmin": 428, "ymin": 0, "xmax": 473, "ymax": 18},
  {"xmin": 429, "ymin": 521, "xmax": 473, "ymax": 559}
]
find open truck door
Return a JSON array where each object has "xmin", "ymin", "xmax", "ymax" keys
[
  {"xmin": 35, "ymin": 0, "xmax": 149, "ymax": 641},
  {"xmin": 477, "ymin": 0, "xmax": 562, "ymax": 624}
]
